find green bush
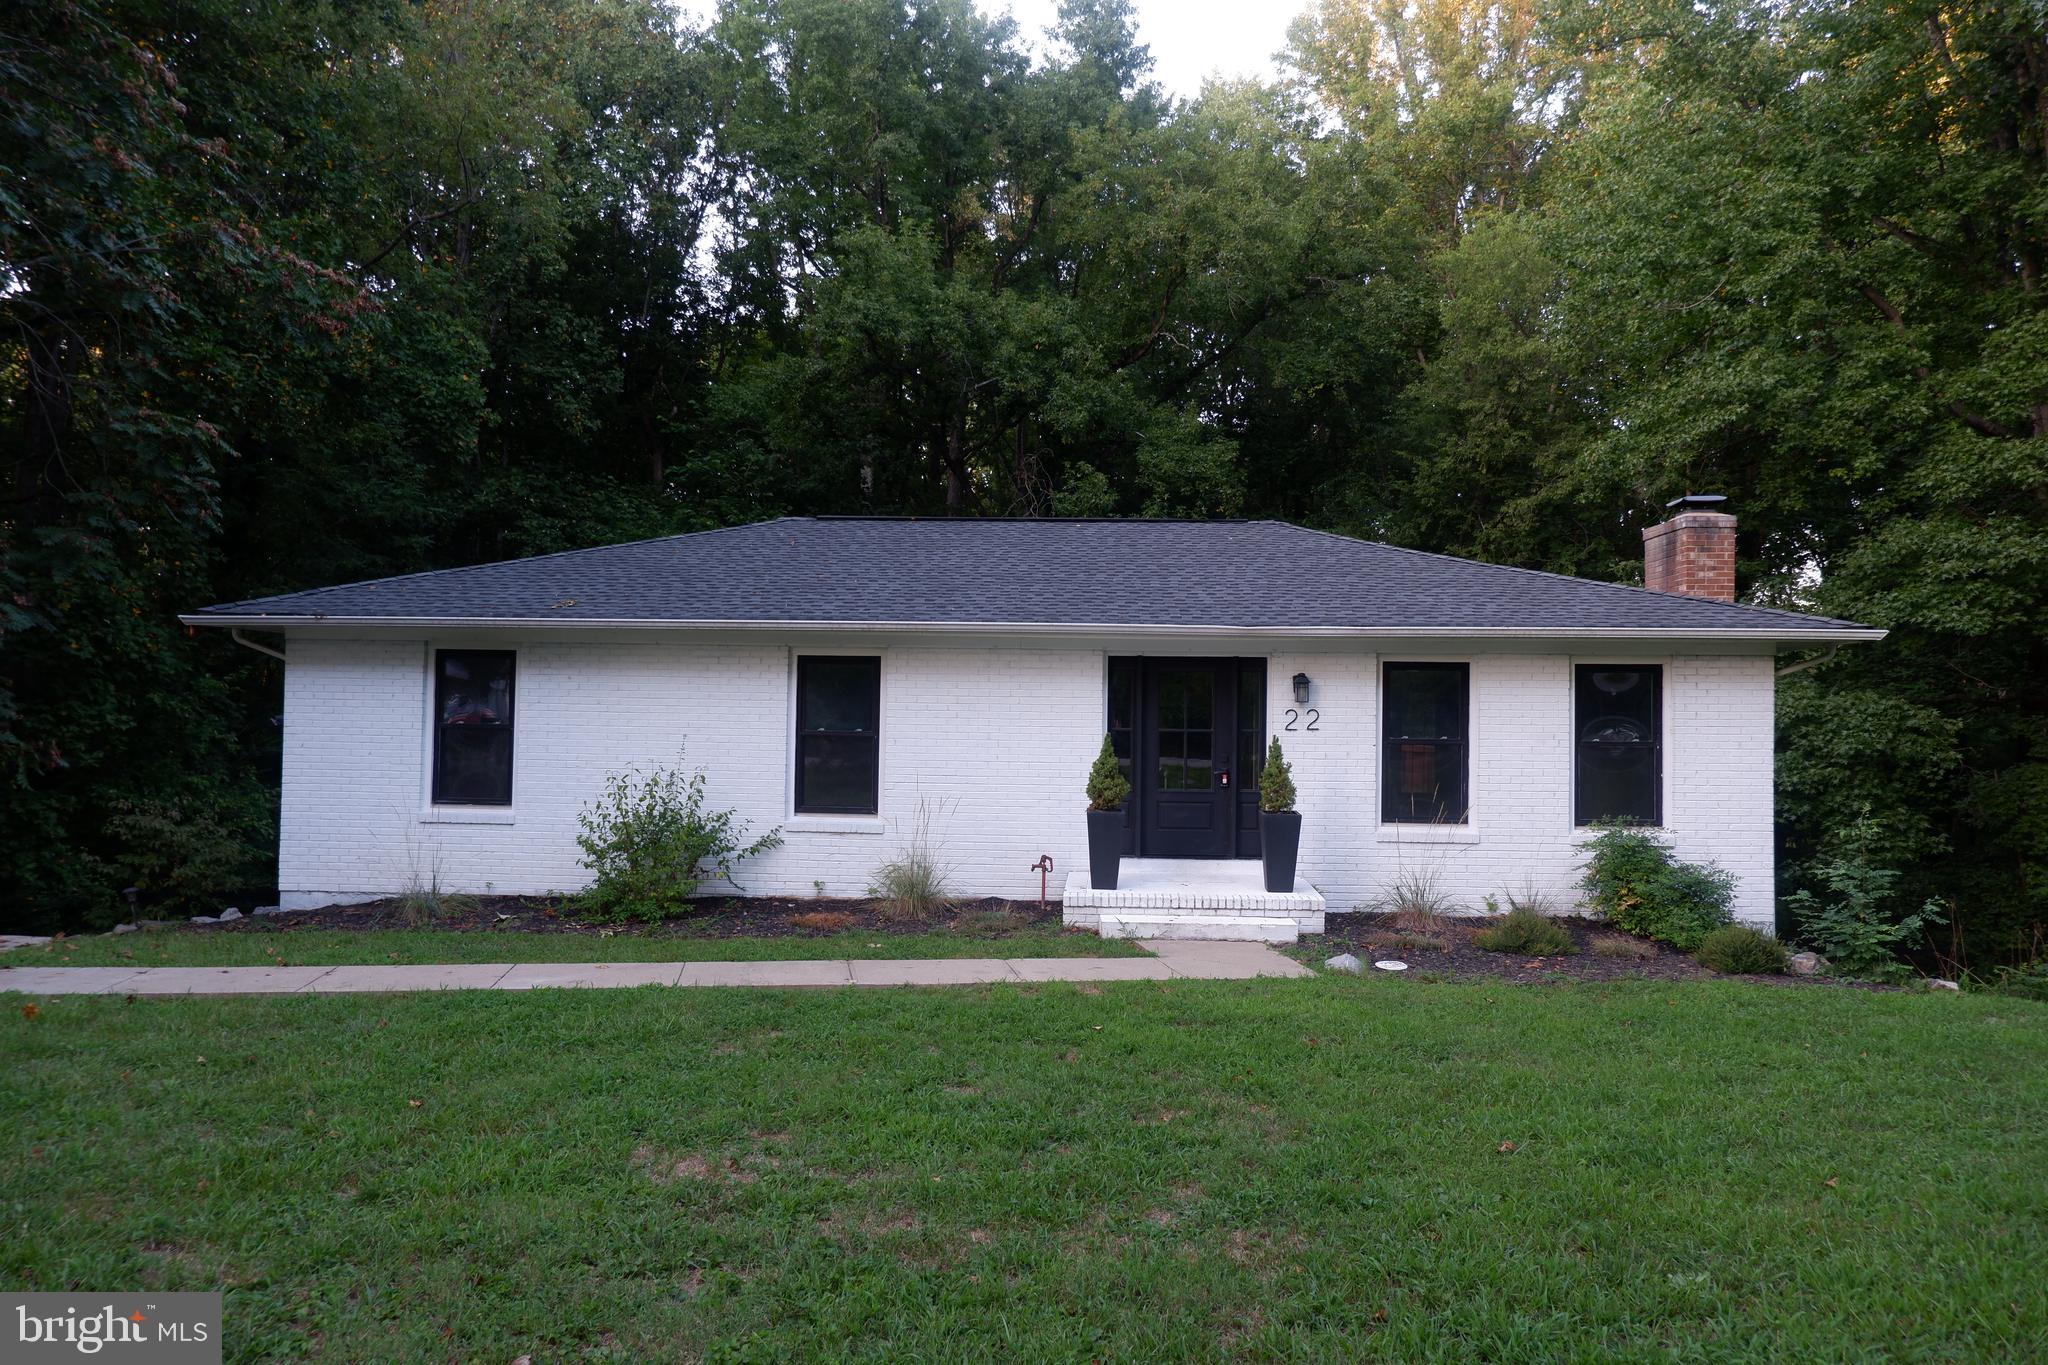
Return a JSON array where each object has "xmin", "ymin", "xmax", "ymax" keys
[
  {"xmin": 1783, "ymin": 821, "xmax": 1946, "ymax": 983},
  {"xmin": 869, "ymin": 800, "xmax": 953, "ymax": 921},
  {"xmin": 1473, "ymin": 906, "xmax": 1576, "ymax": 955},
  {"xmin": 1979, "ymin": 960, "xmax": 2048, "ymax": 1002},
  {"xmin": 1085, "ymin": 734, "xmax": 1131, "ymax": 811},
  {"xmin": 574, "ymin": 761, "xmax": 782, "ymax": 924},
  {"xmin": 1259, "ymin": 736, "xmax": 1297, "ymax": 812},
  {"xmin": 1694, "ymin": 924, "xmax": 1789, "ymax": 975},
  {"xmin": 1577, "ymin": 825, "xmax": 1734, "ymax": 951}
]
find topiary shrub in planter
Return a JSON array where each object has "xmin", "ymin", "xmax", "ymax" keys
[
  {"xmin": 1577, "ymin": 824, "xmax": 1734, "ymax": 952},
  {"xmin": 1258, "ymin": 737, "xmax": 1302, "ymax": 893},
  {"xmin": 1474, "ymin": 906, "xmax": 1576, "ymax": 955},
  {"xmin": 575, "ymin": 760, "xmax": 782, "ymax": 924},
  {"xmin": 1084, "ymin": 734, "xmax": 1131, "ymax": 891},
  {"xmin": 1694, "ymin": 923, "xmax": 1789, "ymax": 975}
]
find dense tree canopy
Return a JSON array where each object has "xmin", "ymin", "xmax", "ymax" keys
[{"xmin": 3, "ymin": 0, "xmax": 2043, "ymax": 968}]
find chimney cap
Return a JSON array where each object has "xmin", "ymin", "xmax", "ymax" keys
[{"xmin": 1664, "ymin": 493, "xmax": 1729, "ymax": 511}]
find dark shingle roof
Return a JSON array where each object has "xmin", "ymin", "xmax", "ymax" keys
[{"xmin": 185, "ymin": 517, "xmax": 1879, "ymax": 638}]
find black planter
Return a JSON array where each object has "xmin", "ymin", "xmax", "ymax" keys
[
  {"xmin": 1086, "ymin": 808, "xmax": 1125, "ymax": 890},
  {"xmin": 1260, "ymin": 810, "xmax": 1303, "ymax": 893}
]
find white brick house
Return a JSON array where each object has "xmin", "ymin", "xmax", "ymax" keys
[{"xmin": 184, "ymin": 511, "xmax": 1881, "ymax": 940}]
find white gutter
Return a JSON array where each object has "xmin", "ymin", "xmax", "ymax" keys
[
  {"xmin": 229, "ymin": 627, "xmax": 287, "ymax": 662},
  {"xmin": 180, "ymin": 614, "xmax": 1887, "ymax": 643}
]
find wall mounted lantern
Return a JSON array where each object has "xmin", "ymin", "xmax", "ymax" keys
[{"xmin": 1292, "ymin": 672, "xmax": 1311, "ymax": 704}]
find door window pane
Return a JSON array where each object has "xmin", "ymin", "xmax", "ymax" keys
[
  {"xmin": 1574, "ymin": 665, "xmax": 1661, "ymax": 825},
  {"xmin": 433, "ymin": 650, "xmax": 515, "ymax": 806},
  {"xmin": 1381, "ymin": 662, "xmax": 1468, "ymax": 823},
  {"xmin": 797, "ymin": 656, "xmax": 880, "ymax": 814}
]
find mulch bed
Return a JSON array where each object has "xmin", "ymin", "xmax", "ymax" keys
[
  {"xmin": 174, "ymin": 894, "xmax": 1068, "ymax": 940},
  {"xmin": 1307, "ymin": 912, "xmax": 1856, "ymax": 987}
]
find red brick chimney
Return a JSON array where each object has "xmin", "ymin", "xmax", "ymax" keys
[{"xmin": 1643, "ymin": 494, "xmax": 1736, "ymax": 601}]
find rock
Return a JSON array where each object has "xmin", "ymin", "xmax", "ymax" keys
[
  {"xmin": 110, "ymin": 923, "xmax": 137, "ymax": 935},
  {"xmin": 217, "ymin": 908, "xmax": 243, "ymax": 922},
  {"xmin": 252, "ymin": 905, "xmax": 285, "ymax": 916},
  {"xmin": 1788, "ymin": 951, "xmax": 1826, "ymax": 976},
  {"xmin": 1324, "ymin": 952, "xmax": 1363, "ymax": 974},
  {"xmin": 190, "ymin": 915, "xmax": 218, "ymax": 925},
  {"xmin": 1928, "ymin": 978, "xmax": 1960, "ymax": 991}
]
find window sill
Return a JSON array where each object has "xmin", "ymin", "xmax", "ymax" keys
[
  {"xmin": 420, "ymin": 807, "xmax": 517, "ymax": 826},
  {"xmin": 786, "ymin": 815, "xmax": 887, "ymax": 835},
  {"xmin": 1375, "ymin": 825, "xmax": 1480, "ymax": 845}
]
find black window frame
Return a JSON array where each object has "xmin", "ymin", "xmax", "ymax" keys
[
  {"xmin": 431, "ymin": 648, "xmax": 517, "ymax": 807},
  {"xmin": 1573, "ymin": 663, "xmax": 1663, "ymax": 827},
  {"xmin": 1380, "ymin": 661, "xmax": 1471, "ymax": 825},
  {"xmin": 795, "ymin": 655, "xmax": 881, "ymax": 816}
]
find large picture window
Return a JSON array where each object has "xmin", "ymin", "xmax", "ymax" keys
[
  {"xmin": 1575, "ymin": 664, "xmax": 1662, "ymax": 826},
  {"xmin": 796, "ymin": 656, "xmax": 880, "ymax": 815},
  {"xmin": 432, "ymin": 650, "xmax": 515, "ymax": 806},
  {"xmin": 1382, "ymin": 662, "xmax": 1469, "ymax": 824}
]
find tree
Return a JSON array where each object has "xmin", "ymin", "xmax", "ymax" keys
[{"xmin": 1544, "ymin": 0, "xmax": 2048, "ymax": 962}]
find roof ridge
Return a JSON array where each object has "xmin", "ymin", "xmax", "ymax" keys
[
  {"xmin": 201, "ymin": 517, "xmax": 796, "ymax": 613},
  {"xmin": 1270, "ymin": 521, "xmax": 1865, "ymax": 629}
]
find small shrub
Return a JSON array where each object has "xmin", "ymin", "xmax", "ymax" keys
[
  {"xmin": 575, "ymin": 760, "xmax": 782, "ymax": 924},
  {"xmin": 790, "ymin": 911, "xmax": 858, "ymax": 932},
  {"xmin": 1589, "ymin": 933, "xmax": 1656, "ymax": 960},
  {"xmin": 1258, "ymin": 737, "xmax": 1297, "ymax": 812},
  {"xmin": 1783, "ymin": 821, "xmax": 1945, "ymax": 983},
  {"xmin": 395, "ymin": 871, "xmax": 478, "ymax": 927},
  {"xmin": 870, "ymin": 800, "xmax": 953, "ymax": 921},
  {"xmin": 105, "ymin": 799, "xmax": 259, "ymax": 917},
  {"xmin": 1695, "ymin": 924, "xmax": 1789, "ymax": 975},
  {"xmin": 1086, "ymin": 735, "xmax": 1131, "ymax": 811},
  {"xmin": 1979, "ymin": 960, "xmax": 2048, "ymax": 1002},
  {"xmin": 1474, "ymin": 906, "xmax": 1576, "ymax": 955},
  {"xmin": 1369, "ymin": 865, "xmax": 1459, "ymax": 921},
  {"xmin": 1503, "ymin": 881, "xmax": 1559, "ymax": 917},
  {"xmin": 955, "ymin": 907, "xmax": 1028, "ymax": 937},
  {"xmin": 1577, "ymin": 825, "xmax": 1734, "ymax": 951}
]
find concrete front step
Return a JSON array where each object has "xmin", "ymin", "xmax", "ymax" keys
[
  {"xmin": 1063, "ymin": 858, "xmax": 1326, "ymax": 942},
  {"xmin": 1098, "ymin": 913, "xmax": 1302, "ymax": 944}
]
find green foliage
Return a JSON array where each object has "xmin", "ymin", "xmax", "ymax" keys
[
  {"xmin": 1258, "ymin": 737, "xmax": 1297, "ymax": 813},
  {"xmin": 574, "ymin": 762, "xmax": 782, "ymax": 924},
  {"xmin": 1577, "ymin": 826, "xmax": 1735, "ymax": 952},
  {"xmin": 1086, "ymin": 735, "xmax": 1131, "ymax": 812},
  {"xmin": 1370, "ymin": 866, "xmax": 1458, "ymax": 921},
  {"xmin": 1695, "ymin": 925, "xmax": 1790, "ymax": 977},
  {"xmin": 868, "ymin": 801, "xmax": 954, "ymax": 921},
  {"xmin": 1474, "ymin": 906, "xmax": 1576, "ymax": 956},
  {"xmin": 102, "ymin": 800, "xmax": 262, "ymax": 919},
  {"xmin": 1979, "ymin": 960, "xmax": 2048, "ymax": 1004},
  {"xmin": 395, "ymin": 870, "xmax": 479, "ymax": 929},
  {"xmin": 1784, "ymin": 820, "xmax": 1947, "ymax": 983}
]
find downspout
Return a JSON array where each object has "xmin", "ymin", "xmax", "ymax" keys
[
  {"xmin": 1774, "ymin": 645, "xmax": 1841, "ymax": 680},
  {"xmin": 230, "ymin": 627, "xmax": 287, "ymax": 663}
]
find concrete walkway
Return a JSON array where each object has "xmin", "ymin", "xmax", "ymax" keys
[{"xmin": 0, "ymin": 940, "xmax": 1310, "ymax": 996}]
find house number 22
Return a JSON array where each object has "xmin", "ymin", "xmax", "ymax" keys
[{"xmin": 1282, "ymin": 708, "xmax": 1320, "ymax": 732}]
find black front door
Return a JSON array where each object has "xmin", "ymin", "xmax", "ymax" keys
[
  {"xmin": 1108, "ymin": 657, "xmax": 1266, "ymax": 859},
  {"xmin": 1142, "ymin": 662, "xmax": 1230, "ymax": 857}
]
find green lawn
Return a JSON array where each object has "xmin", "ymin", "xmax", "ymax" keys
[
  {"xmin": 0, "ymin": 923, "xmax": 1143, "ymax": 968},
  {"xmin": 1, "ymin": 976, "xmax": 2042, "ymax": 1360}
]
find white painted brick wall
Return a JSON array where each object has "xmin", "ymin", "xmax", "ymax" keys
[
  {"xmin": 279, "ymin": 637, "xmax": 1777, "ymax": 927},
  {"xmin": 1273, "ymin": 650, "xmax": 1776, "ymax": 927}
]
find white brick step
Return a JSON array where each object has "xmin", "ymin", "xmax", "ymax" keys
[{"xmin": 1098, "ymin": 913, "xmax": 1301, "ymax": 944}]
